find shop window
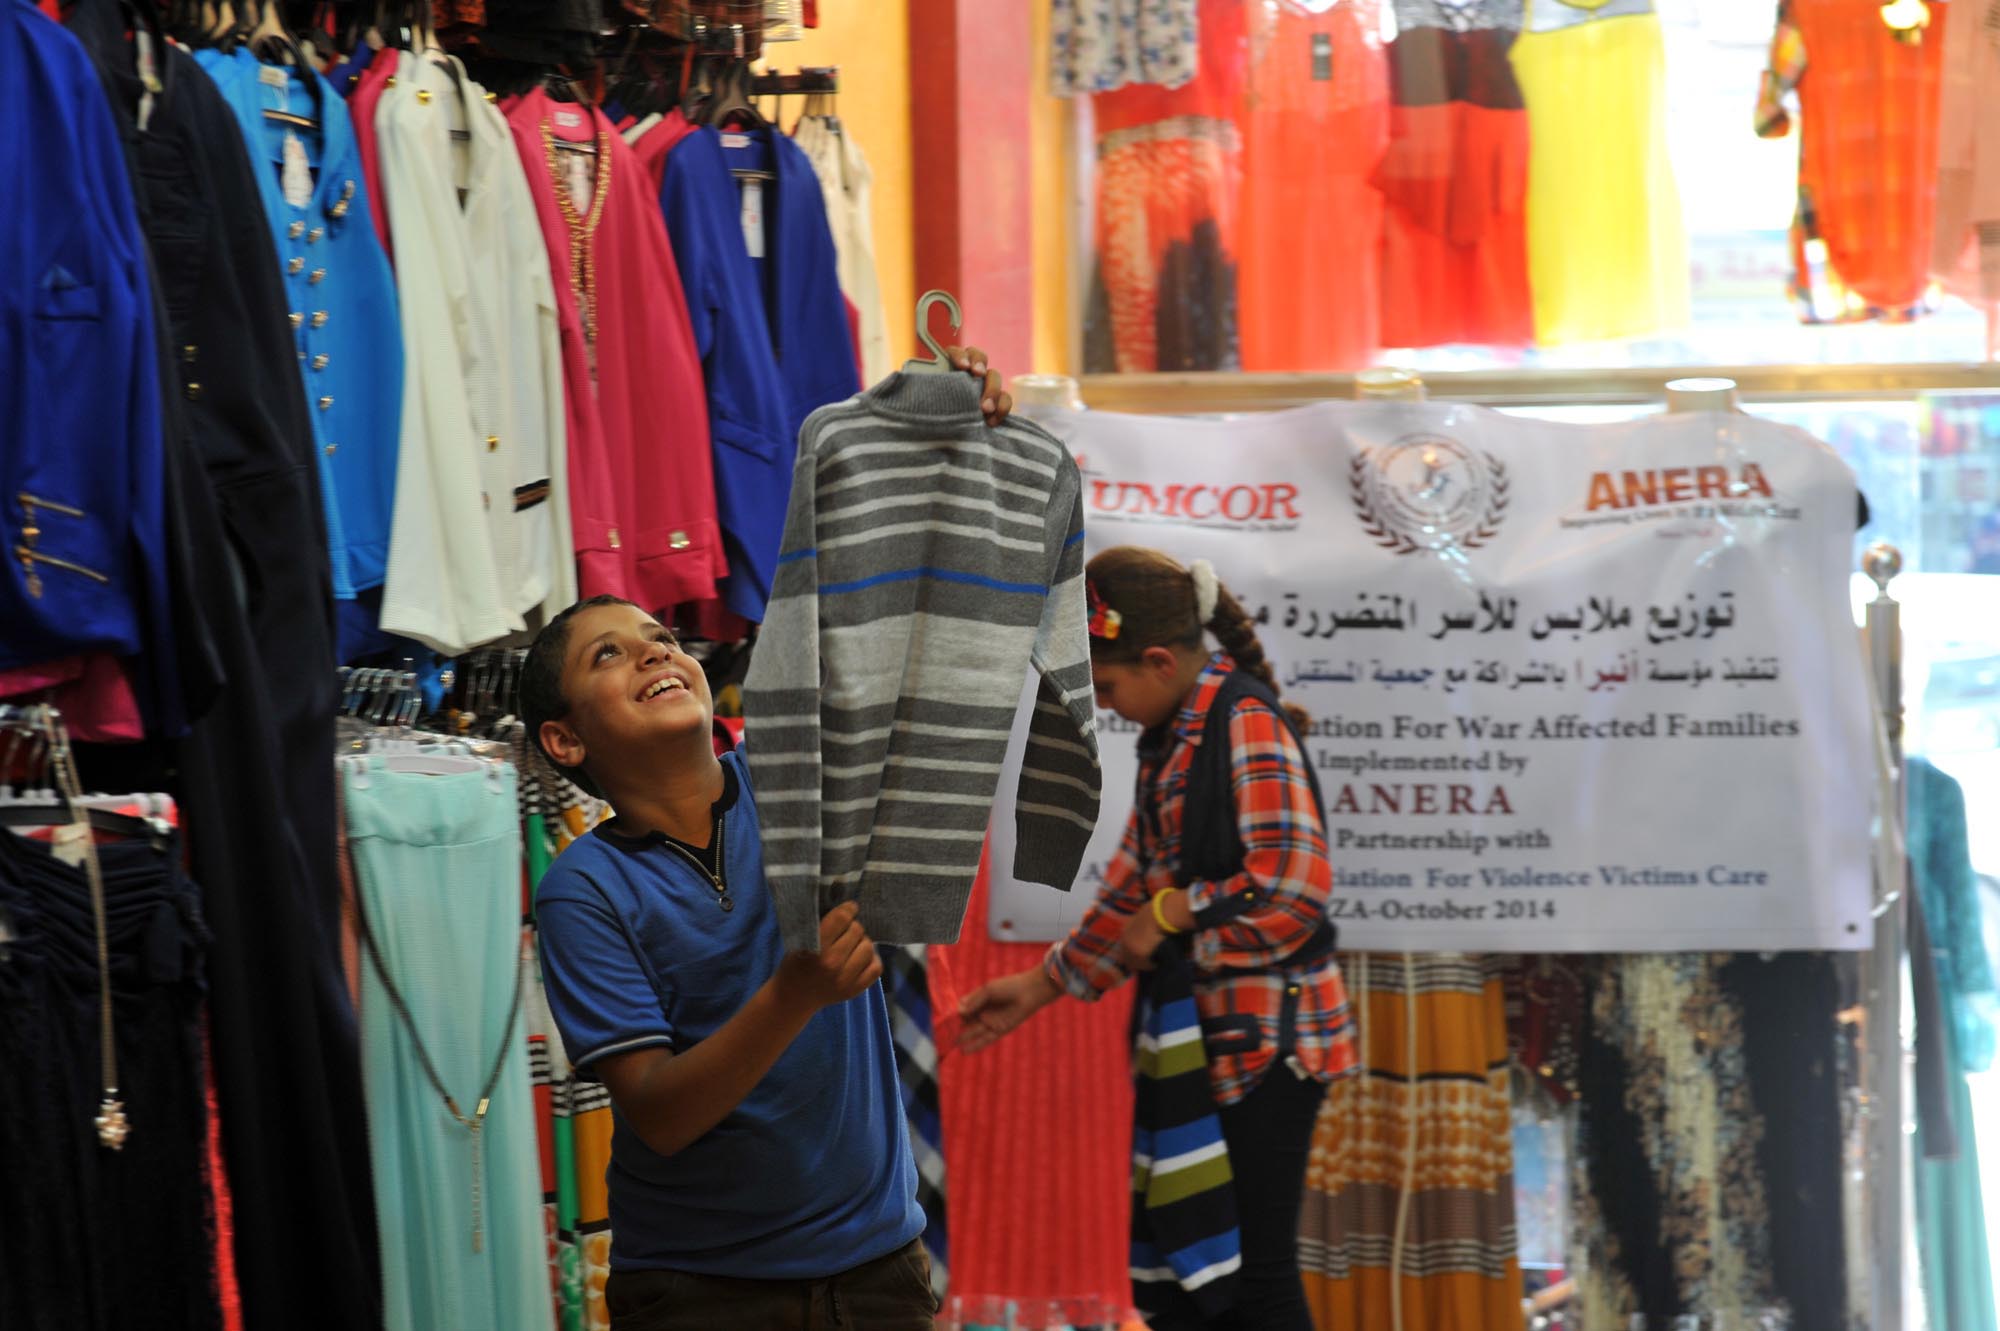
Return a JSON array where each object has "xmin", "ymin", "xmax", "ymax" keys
[{"xmin": 1064, "ymin": 0, "xmax": 1990, "ymax": 375}]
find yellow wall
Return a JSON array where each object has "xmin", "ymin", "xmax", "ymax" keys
[
  {"xmin": 776, "ymin": 1, "xmax": 1071, "ymax": 374},
  {"xmin": 1028, "ymin": 0, "xmax": 1075, "ymax": 376},
  {"xmin": 777, "ymin": 6, "xmax": 915, "ymax": 361}
]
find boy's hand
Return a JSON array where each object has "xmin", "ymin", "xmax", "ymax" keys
[
  {"xmin": 775, "ymin": 902, "xmax": 883, "ymax": 1012},
  {"xmin": 944, "ymin": 345, "xmax": 1013, "ymax": 426},
  {"xmin": 956, "ymin": 965, "xmax": 1063, "ymax": 1054}
]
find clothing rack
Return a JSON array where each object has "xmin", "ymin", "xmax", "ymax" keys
[
  {"xmin": 750, "ymin": 65, "xmax": 835, "ymax": 97},
  {"xmin": 338, "ymin": 666, "xmax": 424, "ymax": 727},
  {"xmin": 660, "ymin": 2, "xmax": 764, "ymax": 57}
]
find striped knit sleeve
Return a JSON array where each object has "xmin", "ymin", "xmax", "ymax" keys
[
  {"xmin": 742, "ymin": 438, "xmax": 830, "ymax": 954},
  {"xmin": 1013, "ymin": 457, "xmax": 1101, "ymax": 889}
]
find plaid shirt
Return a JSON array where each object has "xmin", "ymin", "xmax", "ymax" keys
[{"xmin": 1049, "ymin": 655, "xmax": 1357, "ymax": 1103}]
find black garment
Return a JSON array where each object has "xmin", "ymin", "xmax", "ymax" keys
[
  {"xmin": 605, "ymin": 1239, "xmax": 938, "ymax": 1331},
  {"xmin": 1575, "ymin": 953, "xmax": 1848, "ymax": 1330},
  {"xmin": 0, "ymin": 827, "xmax": 215, "ymax": 1331},
  {"xmin": 64, "ymin": 8, "xmax": 383, "ymax": 1327},
  {"xmin": 1155, "ymin": 218, "xmax": 1240, "ymax": 373},
  {"xmin": 1144, "ymin": 1068, "xmax": 1327, "ymax": 1331},
  {"xmin": 1176, "ymin": 667, "xmax": 1335, "ymax": 978}
]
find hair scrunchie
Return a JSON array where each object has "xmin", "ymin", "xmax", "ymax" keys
[{"xmin": 1189, "ymin": 559, "xmax": 1220, "ymax": 627}]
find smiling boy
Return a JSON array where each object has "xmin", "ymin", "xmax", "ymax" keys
[{"xmin": 521, "ymin": 596, "xmax": 931, "ymax": 1329}]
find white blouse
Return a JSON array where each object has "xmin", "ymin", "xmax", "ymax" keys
[{"xmin": 376, "ymin": 52, "xmax": 573, "ymax": 655}]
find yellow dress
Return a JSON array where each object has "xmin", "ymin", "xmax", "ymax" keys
[{"xmin": 1509, "ymin": 0, "xmax": 1689, "ymax": 345}]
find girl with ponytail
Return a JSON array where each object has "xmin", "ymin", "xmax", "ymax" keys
[{"xmin": 958, "ymin": 546, "xmax": 1355, "ymax": 1331}]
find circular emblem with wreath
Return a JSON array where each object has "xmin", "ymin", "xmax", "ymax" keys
[{"xmin": 1350, "ymin": 435, "xmax": 1509, "ymax": 555}]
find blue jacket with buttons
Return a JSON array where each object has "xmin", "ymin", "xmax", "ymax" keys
[{"xmin": 197, "ymin": 47, "xmax": 402, "ymax": 603}]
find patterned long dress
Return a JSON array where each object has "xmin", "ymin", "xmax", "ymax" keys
[
  {"xmin": 1571, "ymin": 953, "xmax": 1850, "ymax": 1330},
  {"xmin": 1299, "ymin": 953, "xmax": 1522, "ymax": 1331}
]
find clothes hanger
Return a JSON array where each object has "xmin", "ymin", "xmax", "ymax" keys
[
  {"xmin": 0, "ymin": 712, "xmax": 161, "ymax": 841},
  {"xmin": 700, "ymin": 57, "xmax": 771, "ymax": 132},
  {"xmin": 903, "ymin": 289, "xmax": 963, "ymax": 374},
  {"xmin": 247, "ymin": 0, "xmax": 323, "ymax": 129},
  {"xmin": 545, "ymin": 72, "xmax": 602, "ymax": 155}
]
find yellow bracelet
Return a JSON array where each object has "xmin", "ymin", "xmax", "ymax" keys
[{"xmin": 1152, "ymin": 889, "xmax": 1184, "ymax": 935}]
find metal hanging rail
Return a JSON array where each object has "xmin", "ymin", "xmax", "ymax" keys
[{"xmin": 1076, "ymin": 363, "xmax": 2000, "ymax": 413}]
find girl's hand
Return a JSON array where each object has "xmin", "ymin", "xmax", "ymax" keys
[
  {"xmin": 1119, "ymin": 905, "xmax": 1167, "ymax": 971},
  {"xmin": 956, "ymin": 966, "xmax": 1063, "ymax": 1053},
  {"xmin": 945, "ymin": 345, "xmax": 1013, "ymax": 426},
  {"xmin": 1119, "ymin": 890, "xmax": 1194, "ymax": 970}
]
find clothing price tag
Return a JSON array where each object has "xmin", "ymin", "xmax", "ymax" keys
[
  {"xmin": 564, "ymin": 154, "xmax": 593, "ymax": 215},
  {"xmin": 740, "ymin": 177, "xmax": 766, "ymax": 259},
  {"xmin": 135, "ymin": 27, "xmax": 160, "ymax": 131},
  {"xmin": 50, "ymin": 821, "xmax": 90, "ymax": 869},
  {"xmin": 1311, "ymin": 32, "xmax": 1333, "ymax": 81},
  {"xmin": 282, "ymin": 132, "xmax": 314, "ymax": 209}
]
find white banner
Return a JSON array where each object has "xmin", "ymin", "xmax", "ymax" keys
[{"xmin": 986, "ymin": 402, "xmax": 1876, "ymax": 953}]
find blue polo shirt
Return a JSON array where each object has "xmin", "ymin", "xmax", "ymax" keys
[{"xmin": 533, "ymin": 750, "xmax": 921, "ymax": 1278}]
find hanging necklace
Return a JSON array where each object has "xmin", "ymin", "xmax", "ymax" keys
[
  {"xmin": 354, "ymin": 874, "xmax": 526, "ymax": 1254},
  {"xmin": 659, "ymin": 810, "xmax": 731, "ymax": 912},
  {"xmin": 540, "ymin": 119, "xmax": 609, "ymax": 345},
  {"xmin": 44, "ymin": 710, "xmax": 128, "ymax": 1150}
]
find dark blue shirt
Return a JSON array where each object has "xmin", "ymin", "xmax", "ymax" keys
[{"xmin": 534, "ymin": 750, "xmax": 922, "ymax": 1278}]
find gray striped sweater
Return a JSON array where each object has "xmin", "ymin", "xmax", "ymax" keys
[{"xmin": 742, "ymin": 371, "xmax": 1102, "ymax": 952}]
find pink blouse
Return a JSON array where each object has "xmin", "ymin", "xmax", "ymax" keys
[{"xmin": 505, "ymin": 90, "xmax": 723, "ymax": 613}]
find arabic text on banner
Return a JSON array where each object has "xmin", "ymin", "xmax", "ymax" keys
[{"xmin": 983, "ymin": 402, "xmax": 1875, "ymax": 953}]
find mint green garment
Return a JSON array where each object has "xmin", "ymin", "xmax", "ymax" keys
[
  {"xmin": 1909, "ymin": 757, "xmax": 1999, "ymax": 1331},
  {"xmin": 343, "ymin": 759, "xmax": 552, "ymax": 1331}
]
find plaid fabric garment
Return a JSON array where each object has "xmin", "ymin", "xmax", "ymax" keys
[
  {"xmin": 881, "ymin": 945, "xmax": 949, "ymax": 1302},
  {"xmin": 1050, "ymin": 654, "xmax": 1357, "ymax": 1104}
]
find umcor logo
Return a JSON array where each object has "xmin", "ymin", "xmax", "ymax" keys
[{"xmin": 1082, "ymin": 476, "xmax": 1303, "ymax": 528}]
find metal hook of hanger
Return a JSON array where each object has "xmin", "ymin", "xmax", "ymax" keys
[
  {"xmin": 393, "ymin": 672, "xmax": 415, "ymax": 728},
  {"xmin": 903, "ymin": 289, "xmax": 962, "ymax": 374}
]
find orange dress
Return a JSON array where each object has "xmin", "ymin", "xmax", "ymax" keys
[
  {"xmin": 1239, "ymin": 0, "xmax": 1390, "ymax": 371},
  {"xmin": 1375, "ymin": 0, "xmax": 1533, "ymax": 349},
  {"xmin": 1089, "ymin": 0, "xmax": 1248, "ymax": 372},
  {"xmin": 1785, "ymin": 0, "xmax": 1946, "ymax": 313}
]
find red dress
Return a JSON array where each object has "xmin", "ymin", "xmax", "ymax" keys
[
  {"xmin": 1376, "ymin": 0, "xmax": 1533, "ymax": 348},
  {"xmin": 1239, "ymin": 0, "xmax": 1390, "ymax": 370}
]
